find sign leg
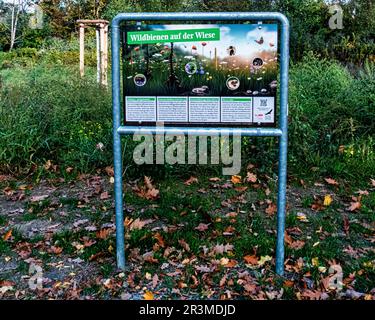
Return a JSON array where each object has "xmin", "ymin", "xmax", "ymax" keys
[
  {"xmin": 112, "ymin": 24, "xmax": 125, "ymax": 270},
  {"xmin": 275, "ymin": 131, "xmax": 288, "ymax": 275},
  {"xmin": 114, "ymin": 132, "xmax": 125, "ymax": 270}
]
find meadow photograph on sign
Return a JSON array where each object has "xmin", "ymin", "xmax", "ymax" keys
[{"xmin": 122, "ymin": 24, "xmax": 278, "ymax": 97}]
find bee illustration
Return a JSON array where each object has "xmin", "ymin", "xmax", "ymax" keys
[{"xmin": 255, "ymin": 37, "xmax": 264, "ymax": 45}]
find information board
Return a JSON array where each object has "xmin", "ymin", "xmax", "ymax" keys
[{"xmin": 122, "ymin": 23, "xmax": 278, "ymax": 126}]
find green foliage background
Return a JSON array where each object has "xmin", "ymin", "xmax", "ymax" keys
[{"xmin": 0, "ymin": 0, "xmax": 374, "ymax": 180}]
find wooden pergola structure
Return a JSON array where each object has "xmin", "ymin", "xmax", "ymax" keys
[{"xmin": 77, "ymin": 19, "xmax": 109, "ymax": 86}]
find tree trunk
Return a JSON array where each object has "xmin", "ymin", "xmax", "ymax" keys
[{"xmin": 10, "ymin": 0, "xmax": 21, "ymax": 51}]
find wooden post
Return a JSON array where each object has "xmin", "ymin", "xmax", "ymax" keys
[
  {"xmin": 99, "ymin": 23, "xmax": 106, "ymax": 86},
  {"xmin": 96, "ymin": 26, "xmax": 101, "ymax": 83},
  {"xmin": 79, "ymin": 24, "xmax": 85, "ymax": 77},
  {"xmin": 102, "ymin": 24, "xmax": 108, "ymax": 87}
]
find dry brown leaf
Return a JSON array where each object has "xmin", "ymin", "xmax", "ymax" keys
[
  {"xmin": 152, "ymin": 274, "xmax": 159, "ymax": 289},
  {"xmin": 184, "ymin": 176, "xmax": 198, "ymax": 185},
  {"xmin": 178, "ymin": 239, "xmax": 191, "ymax": 252},
  {"xmin": 224, "ymin": 259, "xmax": 237, "ymax": 268},
  {"xmin": 243, "ymin": 255, "xmax": 258, "ymax": 265},
  {"xmin": 50, "ymin": 246, "xmax": 63, "ymax": 255},
  {"xmin": 284, "ymin": 280, "xmax": 294, "ymax": 287},
  {"xmin": 30, "ymin": 194, "xmax": 49, "ymax": 202},
  {"xmin": 144, "ymin": 176, "xmax": 154, "ymax": 190},
  {"xmin": 104, "ymin": 166, "xmax": 114, "ymax": 177},
  {"xmin": 129, "ymin": 218, "xmax": 154, "ymax": 231},
  {"xmin": 96, "ymin": 228, "xmax": 112, "ymax": 239},
  {"xmin": 143, "ymin": 251, "xmax": 159, "ymax": 263},
  {"xmin": 191, "ymin": 275, "xmax": 199, "ymax": 288},
  {"xmin": 219, "ymin": 274, "xmax": 227, "ymax": 287},
  {"xmin": 146, "ymin": 188, "xmax": 159, "ymax": 200},
  {"xmin": 209, "ymin": 177, "xmax": 221, "ymax": 182},
  {"xmin": 348, "ymin": 201, "xmax": 361, "ymax": 211},
  {"xmin": 100, "ymin": 191, "xmax": 110, "ymax": 200},
  {"xmin": 2, "ymin": 229, "xmax": 12, "ymax": 241},
  {"xmin": 231, "ymin": 175, "xmax": 242, "ymax": 184},
  {"xmin": 324, "ymin": 178, "xmax": 338, "ymax": 186},
  {"xmin": 246, "ymin": 172, "xmax": 257, "ymax": 183},
  {"xmin": 265, "ymin": 202, "xmax": 277, "ymax": 215},
  {"xmin": 143, "ymin": 291, "xmax": 154, "ymax": 300},
  {"xmin": 194, "ymin": 223, "xmax": 210, "ymax": 232},
  {"xmin": 153, "ymin": 233, "xmax": 165, "ymax": 247},
  {"xmin": 211, "ymin": 244, "xmax": 234, "ymax": 255},
  {"xmin": 289, "ymin": 240, "xmax": 305, "ymax": 250}
]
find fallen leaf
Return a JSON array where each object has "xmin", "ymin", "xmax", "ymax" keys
[
  {"xmin": 152, "ymin": 274, "xmax": 159, "ymax": 288},
  {"xmin": 209, "ymin": 177, "xmax": 221, "ymax": 182},
  {"xmin": 50, "ymin": 246, "xmax": 63, "ymax": 255},
  {"xmin": 30, "ymin": 194, "xmax": 49, "ymax": 202},
  {"xmin": 195, "ymin": 265, "xmax": 215, "ymax": 273},
  {"xmin": 0, "ymin": 286, "xmax": 13, "ymax": 294},
  {"xmin": 100, "ymin": 192, "xmax": 110, "ymax": 200},
  {"xmin": 153, "ymin": 233, "xmax": 165, "ymax": 247},
  {"xmin": 297, "ymin": 212, "xmax": 309, "ymax": 222},
  {"xmin": 195, "ymin": 223, "xmax": 210, "ymax": 232},
  {"xmin": 96, "ymin": 228, "xmax": 112, "ymax": 239},
  {"xmin": 289, "ymin": 240, "xmax": 305, "ymax": 250},
  {"xmin": 348, "ymin": 201, "xmax": 361, "ymax": 211},
  {"xmin": 211, "ymin": 244, "xmax": 234, "ymax": 256},
  {"xmin": 258, "ymin": 255, "xmax": 272, "ymax": 266},
  {"xmin": 284, "ymin": 280, "xmax": 294, "ymax": 287},
  {"xmin": 231, "ymin": 175, "xmax": 242, "ymax": 184},
  {"xmin": 246, "ymin": 172, "xmax": 257, "ymax": 183},
  {"xmin": 184, "ymin": 176, "xmax": 198, "ymax": 185},
  {"xmin": 143, "ymin": 291, "xmax": 154, "ymax": 300},
  {"xmin": 244, "ymin": 255, "xmax": 258, "ymax": 265},
  {"xmin": 323, "ymin": 194, "xmax": 333, "ymax": 206},
  {"xmin": 244, "ymin": 283, "xmax": 257, "ymax": 293},
  {"xmin": 219, "ymin": 275, "xmax": 227, "ymax": 287},
  {"xmin": 178, "ymin": 239, "xmax": 191, "ymax": 252},
  {"xmin": 129, "ymin": 218, "xmax": 154, "ymax": 231},
  {"xmin": 234, "ymin": 186, "xmax": 248, "ymax": 192},
  {"xmin": 65, "ymin": 167, "xmax": 74, "ymax": 173},
  {"xmin": 105, "ymin": 166, "xmax": 114, "ymax": 177},
  {"xmin": 265, "ymin": 203, "xmax": 277, "ymax": 215},
  {"xmin": 2, "ymin": 229, "xmax": 12, "ymax": 241},
  {"xmin": 324, "ymin": 178, "xmax": 338, "ymax": 186},
  {"xmin": 312, "ymin": 257, "xmax": 319, "ymax": 267},
  {"xmin": 143, "ymin": 251, "xmax": 158, "ymax": 263}
]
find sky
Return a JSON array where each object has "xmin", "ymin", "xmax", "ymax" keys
[{"xmin": 150, "ymin": 24, "xmax": 278, "ymax": 60}]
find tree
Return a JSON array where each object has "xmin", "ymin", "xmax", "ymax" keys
[{"xmin": 0, "ymin": 0, "xmax": 33, "ymax": 51}]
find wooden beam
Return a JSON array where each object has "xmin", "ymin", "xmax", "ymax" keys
[{"xmin": 76, "ymin": 19, "xmax": 109, "ymax": 25}]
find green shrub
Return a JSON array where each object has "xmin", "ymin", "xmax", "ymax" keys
[{"xmin": 0, "ymin": 55, "xmax": 374, "ymax": 180}]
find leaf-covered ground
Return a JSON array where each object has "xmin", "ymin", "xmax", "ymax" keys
[{"xmin": 0, "ymin": 168, "xmax": 374, "ymax": 300}]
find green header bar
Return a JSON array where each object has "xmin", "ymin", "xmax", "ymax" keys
[{"xmin": 127, "ymin": 28, "xmax": 220, "ymax": 45}]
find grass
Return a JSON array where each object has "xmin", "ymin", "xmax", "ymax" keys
[
  {"xmin": 0, "ymin": 171, "xmax": 373, "ymax": 299},
  {"xmin": 0, "ymin": 50, "xmax": 374, "ymax": 183}
]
